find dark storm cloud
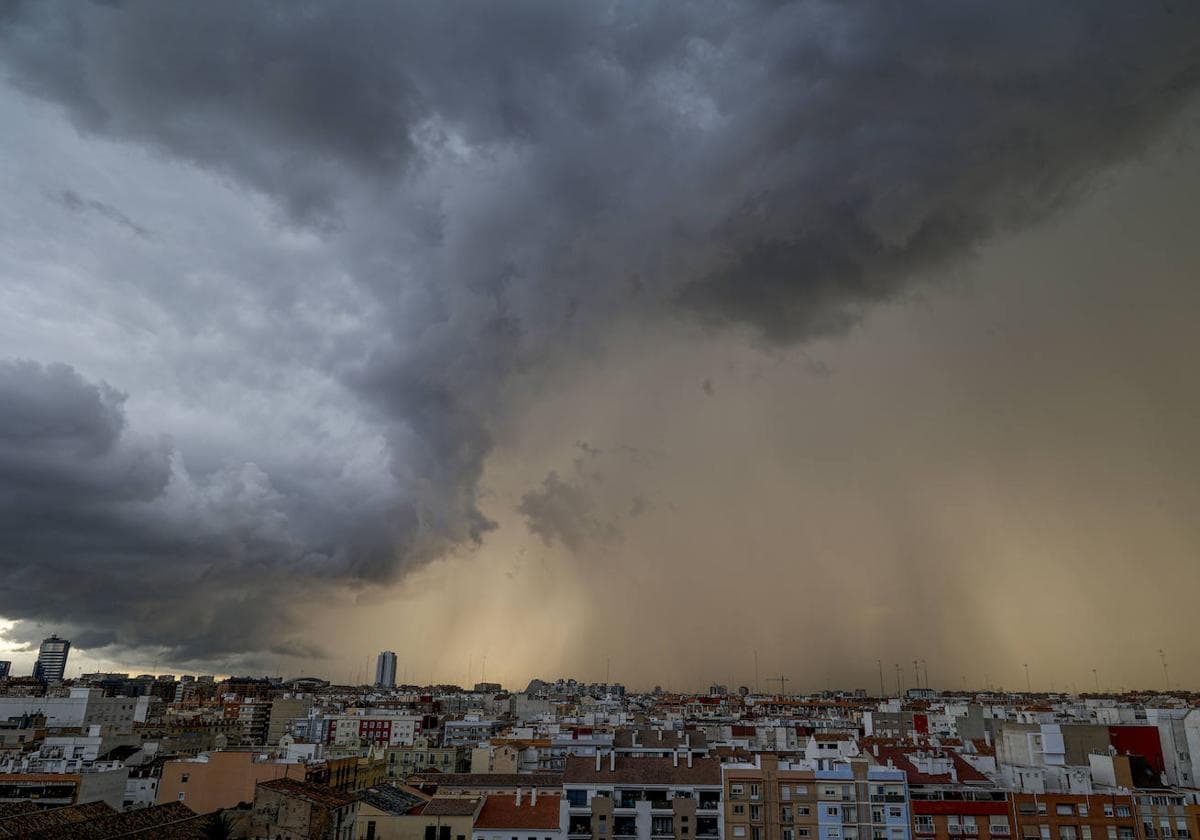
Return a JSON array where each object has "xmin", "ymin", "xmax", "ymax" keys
[
  {"xmin": 0, "ymin": 360, "xmax": 385, "ymax": 663},
  {"xmin": 1, "ymin": 1, "xmax": 1199, "ymax": 661}
]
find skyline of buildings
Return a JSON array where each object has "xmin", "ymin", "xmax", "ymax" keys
[{"xmin": 0, "ymin": 661, "xmax": 1198, "ymax": 837}]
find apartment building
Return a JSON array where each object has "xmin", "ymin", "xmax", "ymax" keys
[
  {"xmin": 722, "ymin": 754, "xmax": 820, "ymax": 840},
  {"xmin": 388, "ymin": 738, "xmax": 471, "ymax": 779},
  {"xmin": 563, "ymin": 753, "xmax": 723, "ymax": 840},
  {"xmin": 1008, "ymin": 793, "xmax": 1139, "ymax": 840},
  {"xmin": 866, "ymin": 744, "xmax": 1012, "ymax": 840},
  {"xmin": 720, "ymin": 754, "xmax": 910, "ymax": 840},
  {"xmin": 1133, "ymin": 790, "xmax": 1200, "ymax": 840},
  {"xmin": 813, "ymin": 759, "xmax": 910, "ymax": 840}
]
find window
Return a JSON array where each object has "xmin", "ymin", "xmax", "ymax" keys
[
  {"xmin": 798, "ymin": 830, "xmax": 811, "ymax": 838},
  {"xmin": 181, "ymin": 774, "xmax": 189, "ymax": 784},
  {"xmin": 1104, "ymin": 806, "xmax": 1114, "ymax": 819},
  {"xmin": 1057, "ymin": 807, "xmax": 1074, "ymax": 817},
  {"xmin": 782, "ymin": 786, "xmax": 791, "ymax": 801},
  {"xmin": 1082, "ymin": 828, "xmax": 1091, "ymax": 840},
  {"xmin": 798, "ymin": 808, "xmax": 811, "ymax": 817},
  {"xmin": 828, "ymin": 808, "xmax": 840, "ymax": 818},
  {"xmin": 1038, "ymin": 805, "xmax": 1047, "ymax": 817},
  {"xmin": 752, "ymin": 829, "xmax": 761, "ymax": 840},
  {"xmin": 1059, "ymin": 827, "xmax": 1077, "ymax": 840},
  {"xmin": 916, "ymin": 816, "xmax": 934, "ymax": 835},
  {"xmin": 1106, "ymin": 830, "xmax": 1116, "ymax": 840},
  {"xmin": 785, "ymin": 832, "xmax": 794, "ymax": 840},
  {"xmin": 751, "ymin": 785, "xmax": 762, "ymax": 801},
  {"xmin": 734, "ymin": 806, "xmax": 746, "ymax": 816},
  {"xmin": 732, "ymin": 785, "xmax": 745, "ymax": 799},
  {"xmin": 796, "ymin": 787, "xmax": 809, "ymax": 796},
  {"xmin": 178, "ymin": 792, "xmax": 185, "ymax": 802},
  {"xmin": 890, "ymin": 808, "xmax": 903, "ymax": 819},
  {"xmin": 1040, "ymin": 827, "xmax": 1050, "ymax": 840},
  {"xmin": 1116, "ymin": 808, "xmax": 1131, "ymax": 819},
  {"xmin": 734, "ymin": 829, "xmax": 746, "ymax": 838},
  {"xmin": 752, "ymin": 807, "xmax": 762, "ymax": 822},
  {"xmin": 1078, "ymin": 806, "xmax": 1088, "ymax": 818}
]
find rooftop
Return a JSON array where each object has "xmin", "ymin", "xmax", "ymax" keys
[
  {"xmin": 475, "ymin": 793, "xmax": 562, "ymax": 830},
  {"xmin": 564, "ymin": 754, "xmax": 722, "ymax": 786}
]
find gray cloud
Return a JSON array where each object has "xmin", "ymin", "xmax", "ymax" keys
[
  {"xmin": 0, "ymin": 1, "xmax": 1198, "ymax": 663},
  {"xmin": 519, "ymin": 471, "xmax": 621, "ymax": 552}
]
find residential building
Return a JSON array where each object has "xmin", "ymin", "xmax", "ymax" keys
[
  {"xmin": 1008, "ymin": 793, "xmax": 1139, "ymax": 840},
  {"xmin": 474, "ymin": 790, "xmax": 563, "ymax": 840},
  {"xmin": 157, "ymin": 749, "xmax": 308, "ymax": 813},
  {"xmin": 252, "ymin": 776, "xmax": 358, "ymax": 840},
  {"xmin": 562, "ymin": 753, "xmax": 723, "ymax": 840},
  {"xmin": 32, "ymin": 635, "xmax": 70, "ymax": 684},
  {"xmin": 389, "ymin": 739, "xmax": 471, "ymax": 780},
  {"xmin": 356, "ymin": 784, "xmax": 432, "ymax": 840}
]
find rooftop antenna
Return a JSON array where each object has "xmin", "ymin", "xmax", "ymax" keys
[
  {"xmin": 1092, "ymin": 669, "xmax": 1100, "ymax": 693},
  {"xmin": 894, "ymin": 663, "xmax": 902, "ymax": 697},
  {"xmin": 913, "ymin": 660, "xmax": 920, "ymax": 690},
  {"xmin": 876, "ymin": 660, "xmax": 885, "ymax": 698},
  {"xmin": 1159, "ymin": 650, "xmax": 1170, "ymax": 691},
  {"xmin": 769, "ymin": 674, "xmax": 790, "ymax": 695},
  {"xmin": 921, "ymin": 659, "xmax": 929, "ymax": 690},
  {"xmin": 1024, "ymin": 663, "xmax": 1031, "ymax": 694},
  {"xmin": 754, "ymin": 650, "xmax": 759, "ymax": 694}
]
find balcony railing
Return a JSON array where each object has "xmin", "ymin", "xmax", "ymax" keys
[{"xmin": 965, "ymin": 827, "xmax": 980, "ymax": 835}]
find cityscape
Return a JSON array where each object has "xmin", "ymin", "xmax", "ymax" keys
[
  {"xmin": 3, "ymin": 1, "xmax": 1200, "ymax": 839},
  {"xmin": 0, "ymin": 637, "xmax": 1196, "ymax": 838}
]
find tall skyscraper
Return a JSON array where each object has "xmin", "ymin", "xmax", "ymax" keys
[
  {"xmin": 33, "ymin": 634, "xmax": 70, "ymax": 683},
  {"xmin": 375, "ymin": 650, "xmax": 397, "ymax": 688}
]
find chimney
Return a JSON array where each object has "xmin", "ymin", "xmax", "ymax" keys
[
  {"xmin": 610, "ymin": 751, "xmax": 616, "ymax": 772},
  {"xmin": 517, "ymin": 788, "xmax": 523, "ymax": 807},
  {"xmin": 532, "ymin": 788, "xmax": 538, "ymax": 806}
]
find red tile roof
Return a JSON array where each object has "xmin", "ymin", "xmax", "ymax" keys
[
  {"xmin": 421, "ymin": 797, "xmax": 484, "ymax": 817},
  {"xmin": 869, "ymin": 746, "xmax": 991, "ymax": 785},
  {"xmin": 475, "ymin": 794, "xmax": 562, "ymax": 830}
]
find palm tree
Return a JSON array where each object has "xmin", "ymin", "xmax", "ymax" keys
[{"xmin": 204, "ymin": 810, "xmax": 236, "ymax": 840}]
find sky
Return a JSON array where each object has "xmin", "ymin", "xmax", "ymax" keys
[{"xmin": 1, "ymin": 1, "xmax": 1199, "ymax": 691}]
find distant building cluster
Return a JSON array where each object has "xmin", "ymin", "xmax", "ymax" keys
[{"xmin": 0, "ymin": 645, "xmax": 1198, "ymax": 839}]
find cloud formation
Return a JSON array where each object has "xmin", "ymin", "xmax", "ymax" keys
[{"xmin": 0, "ymin": 1, "xmax": 1198, "ymax": 665}]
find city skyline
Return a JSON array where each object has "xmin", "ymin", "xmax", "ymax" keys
[{"xmin": 1, "ymin": 4, "xmax": 1199, "ymax": 689}]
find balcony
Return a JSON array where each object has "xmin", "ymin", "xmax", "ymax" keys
[
  {"xmin": 916, "ymin": 828, "xmax": 935, "ymax": 836},
  {"xmin": 964, "ymin": 828, "xmax": 979, "ymax": 836},
  {"xmin": 948, "ymin": 826, "xmax": 963, "ymax": 835},
  {"xmin": 990, "ymin": 828, "xmax": 1011, "ymax": 836}
]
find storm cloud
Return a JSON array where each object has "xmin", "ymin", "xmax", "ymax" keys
[{"xmin": 1, "ymin": 1, "xmax": 1199, "ymax": 666}]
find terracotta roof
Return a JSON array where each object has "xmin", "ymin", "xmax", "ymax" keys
[
  {"xmin": 564, "ymin": 755, "xmax": 721, "ymax": 786},
  {"xmin": 410, "ymin": 772, "xmax": 563, "ymax": 789},
  {"xmin": 868, "ymin": 746, "xmax": 991, "ymax": 786},
  {"xmin": 257, "ymin": 777, "xmax": 358, "ymax": 809},
  {"xmin": 475, "ymin": 794, "xmax": 562, "ymax": 830},
  {"xmin": 44, "ymin": 802, "xmax": 207, "ymax": 839},
  {"xmin": 421, "ymin": 797, "xmax": 483, "ymax": 816},
  {"xmin": 0, "ymin": 800, "xmax": 115, "ymax": 837}
]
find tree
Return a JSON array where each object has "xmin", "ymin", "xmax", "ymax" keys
[{"xmin": 204, "ymin": 810, "xmax": 236, "ymax": 840}]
